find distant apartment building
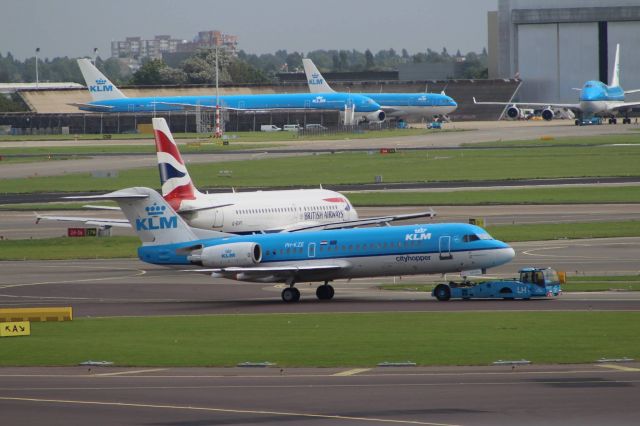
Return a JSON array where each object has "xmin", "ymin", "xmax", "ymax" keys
[{"xmin": 111, "ymin": 31, "xmax": 239, "ymax": 68}]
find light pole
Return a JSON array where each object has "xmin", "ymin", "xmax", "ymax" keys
[
  {"xmin": 93, "ymin": 47, "xmax": 98, "ymax": 65},
  {"xmin": 214, "ymin": 45, "xmax": 223, "ymax": 138},
  {"xmin": 35, "ymin": 47, "xmax": 40, "ymax": 88}
]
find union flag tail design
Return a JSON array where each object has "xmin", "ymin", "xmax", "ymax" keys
[{"xmin": 152, "ymin": 118, "xmax": 198, "ymax": 211}]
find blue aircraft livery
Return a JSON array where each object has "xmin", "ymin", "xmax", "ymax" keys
[
  {"xmin": 302, "ymin": 58, "xmax": 458, "ymax": 120},
  {"xmin": 80, "ymin": 187, "xmax": 515, "ymax": 303},
  {"xmin": 473, "ymin": 43, "xmax": 640, "ymax": 123},
  {"xmin": 76, "ymin": 59, "xmax": 385, "ymax": 121}
]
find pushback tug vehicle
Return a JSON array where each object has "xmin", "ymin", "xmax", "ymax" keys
[{"xmin": 432, "ymin": 267, "xmax": 564, "ymax": 301}]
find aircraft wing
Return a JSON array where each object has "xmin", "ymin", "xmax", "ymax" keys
[
  {"xmin": 68, "ymin": 102, "xmax": 115, "ymax": 111},
  {"xmin": 472, "ymin": 97, "xmax": 580, "ymax": 110},
  {"xmin": 35, "ymin": 214, "xmax": 131, "ymax": 228},
  {"xmin": 281, "ymin": 210, "xmax": 436, "ymax": 232},
  {"xmin": 610, "ymin": 101, "xmax": 640, "ymax": 111},
  {"xmin": 190, "ymin": 264, "xmax": 345, "ymax": 280},
  {"xmin": 624, "ymin": 89, "xmax": 640, "ymax": 94}
]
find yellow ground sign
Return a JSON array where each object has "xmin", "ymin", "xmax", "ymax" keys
[{"xmin": 0, "ymin": 321, "xmax": 31, "ymax": 337}]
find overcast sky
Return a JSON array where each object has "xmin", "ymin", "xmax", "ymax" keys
[{"xmin": 1, "ymin": 0, "xmax": 497, "ymax": 60}]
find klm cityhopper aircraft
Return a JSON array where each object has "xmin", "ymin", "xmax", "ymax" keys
[
  {"xmin": 474, "ymin": 44, "xmax": 640, "ymax": 124},
  {"xmin": 73, "ymin": 186, "xmax": 515, "ymax": 303},
  {"xmin": 302, "ymin": 58, "xmax": 458, "ymax": 122},
  {"xmin": 73, "ymin": 59, "xmax": 386, "ymax": 122}
]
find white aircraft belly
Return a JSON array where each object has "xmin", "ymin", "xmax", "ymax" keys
[{"xmin": 386, "ymin": 105, "xmax": 455, "ymax": 119}]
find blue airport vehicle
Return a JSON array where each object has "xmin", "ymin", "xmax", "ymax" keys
[
  {"xmin": 427, "ymin": 121, "xmax": 442, "ymax": 129},
  {"xmin": 575, "ymin": 117, "xmax": 602, "ymax": 126},
  {"xmin": 432, "ymin": 267, "xmax": 563, "ymax": 301}
]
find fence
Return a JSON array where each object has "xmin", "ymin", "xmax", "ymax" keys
[{"xmin": 0, "ymin": 110, "xmax": 345, "ymax": 135}]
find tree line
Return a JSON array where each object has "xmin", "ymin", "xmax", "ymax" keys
[{"xmin": 1, "ymin": 46, "xmax": 487, "ymax": 88}]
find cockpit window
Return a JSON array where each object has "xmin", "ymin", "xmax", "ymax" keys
[
  {"xmin": 585, "ymin": 84, "xmax": 593, "ymax": 88},
  {"xmin": 463, "ymin": 233, "xmax": 493, "ymax": 242}
]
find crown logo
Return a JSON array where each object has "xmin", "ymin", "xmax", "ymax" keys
[
  {"xmin": 95, "ymin": 79, "xmax": 107, "ymax": 85},
  {"xmin": 145, "ymin": 203, "xmax": 166, "ymax": 217},
  {"xmin": 312, "ymin": 73, "xmax": 320, "ymax": 79},
  {"xmin": 414, "ymin": 227, "xmax": 427, "ymax": 234}
]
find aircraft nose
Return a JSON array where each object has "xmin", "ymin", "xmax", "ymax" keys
[{"xmin": 496, "ymin": 247, "xmax": 516, "ymax": 265}]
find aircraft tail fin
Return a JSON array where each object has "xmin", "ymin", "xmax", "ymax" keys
[
  {"xmin": 302, "ymin": 58, "xmax": 335, "ymax": 94},
  {"xmin": 67, "ymin": 187, "xmax": 200, "ymax": 245},
  {"xmin": 153, "ymin": 118, "xmax": 201, "ymax": 211},
  {"xmin": 77, "ymin": 58, "xmax": 126, "ymax": 101},
  {"xmin": 610, "ymin": 43, "xmax": 620, "ymax": 88}
]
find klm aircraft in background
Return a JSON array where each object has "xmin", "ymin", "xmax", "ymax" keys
[
  {"xmin": 73, "ymin": 59, "xmax": 386, "ymax": 122},
  {"xmin": 302, "ymin": 58, "xmax": 458, "ymax": 123},
  {"xmin": 73, "ymin": 186, "xmax": 515, "ymax": 303},
  {"xmin": 474, "ymin": 44, "xmax": 640, "ymax": 124}
]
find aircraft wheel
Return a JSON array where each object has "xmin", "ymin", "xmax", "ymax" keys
[
  {"xmin": 433, "ymin": 284, "xmax": 451, "ymax": 301},
  {"xmin": 282, "ymin": 287, "xmax": 300, "ymax": 303},
  {"xmin": 574, "ymin": 119, "xmax": 580, "ymax": 126},
  {"xmin": 316, "ymin": 284, "xmax": 335, "ymax": 300}
]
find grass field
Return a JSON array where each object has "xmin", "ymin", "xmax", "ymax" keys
[
  {"xmin": 486, "ymin": 220, "xmax": 640, "ymax": 242},
  {"xmin": 2, "ymin": 186, "xmax": 639, "ymax": 211},
  {"xmin": 2, "ymin": 145, "xmax": 640, "ymax": 194},
  {"xmin": 463, "ymin": 133, "xmax": 640, "ymax": 148},
  {"xmin": 2, "ymin": 221, "xmax": 639, "ymax": 260},
  {"xmin": 346, "ymin": 186, "xmax": 640, "ymax": 205},
  {"xmin": 2, "ymin": 312, "xmax": 638, "ymax": 366},
  {"xmin": 0, "ymin": 236, "xmax": 139, "ymax": 260},
  {"xmin": 0, "ymin": 127, "xmax": 449, "ymax": 144}
]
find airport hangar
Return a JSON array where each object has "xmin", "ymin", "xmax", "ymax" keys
[{"xmin": 489, "ymin": 0, "xmax": 640, "ymax": 103}]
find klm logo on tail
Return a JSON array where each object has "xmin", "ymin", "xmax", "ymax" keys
[
  {"xmin": 89, "ymin": 78, "xmax": 115, "ymax": 93},
  {"xmin": 308, "ymin": 73, "xmax": 325, "ymax": 86},
  {"xmin": 135, "ymin": 203, "xmax": 178, "ymax": 231}
]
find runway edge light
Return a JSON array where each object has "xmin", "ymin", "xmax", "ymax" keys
[{"xmin": 0, "ymin": 321, "xmax": 31, "ymax": 337}]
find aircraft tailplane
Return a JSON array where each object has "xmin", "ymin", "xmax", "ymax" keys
[
  {"xmin": 77, "ymin": 58, "xmax": 126, "ymax": 102},
  {"xmin": 152, "ymin": 118, "xmax": 202, "ymax": 211},
  {"xmin": 302, "ymin": 58, "xmax": 335, "ymax": 94},
  {"xmin": 610, "ymin": 43, "xmax": 620, "ymax": 88}
]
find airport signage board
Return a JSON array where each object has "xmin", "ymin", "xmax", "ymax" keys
[{"xmin": 0, "ymin": 321, "xmax": 31, "ymax": 337}]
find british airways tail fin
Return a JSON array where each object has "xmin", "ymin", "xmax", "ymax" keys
[
  {"xmin": 77, "ymin": 58, "xmax": 126, "ymax": 102},
  {"xmin": 610, "ymin": 44, "xmax": 621, "ymax": 88},
  {"xmin": 152, "ymin": 118, "xmax": 201, "ymax": 211},
  {"xmin": 302, "ymin": 59, "xmax": 335, "ymax": 94}
]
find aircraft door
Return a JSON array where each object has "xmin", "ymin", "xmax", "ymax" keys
[
  {"xmin": 305, "ymin": 100, "xmax": 311, "ymax": 109},
  {"xmin": 238, "ymin": 101, "xmax": 245, "ymax": 109},
  {"xmin": 213, "ymin": 209, "xmax": 224, "ymax": 228},
  {"xmin": 308, "ymin": 243, "xmax": 316, "ymax": 258},
  {"xmin": 439, "ymin": 236, "xmax": 452, "ymax": 260}
]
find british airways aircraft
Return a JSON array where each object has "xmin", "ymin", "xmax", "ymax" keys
[
  {"xmin": 74, "ymin": 59, "xmax": 386, "ymax": 122},
  {"xmin": 474, "ymin": 44, "xmax": 640, "ymax": 124},
  {"xmin": 38, "ymin": 118, "xmax": 434, "ymax": 232},
  {"xmin": 76, "ymin": 186, "xmax": 515, "ymax": 303},
  {"xmin": 302, "ymin": 58, "xmax": 458, "ymax": 122}
]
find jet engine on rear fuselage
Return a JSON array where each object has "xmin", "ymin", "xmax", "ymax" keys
[{"xmin": 192, "ymin": 242, "xmax": 262, "ymax": 267}]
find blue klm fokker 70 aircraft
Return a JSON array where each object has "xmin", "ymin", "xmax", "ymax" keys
[
  {"xmin": 74, "ymin": 59, "xmax": 386, "ymax": 122},
  {"xmin": 71, "ymin": 187, "xmax": 515, "ymax": 303}
]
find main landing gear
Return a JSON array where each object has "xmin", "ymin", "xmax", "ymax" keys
[
  {"xmin": 280, "ymin": 281, "xmax": 335, "ymax": 303},
  {"xmin": 316, "ymin": 282, "xmax": 335, "ymax": 301}
]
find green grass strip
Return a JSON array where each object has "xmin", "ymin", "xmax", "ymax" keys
[
  {"xmin": 2, "ymin": 145, "xmax": 640, "ymax": 194},
  {"xmin": 346, "ymin": 186, "xmax": 640, "ymax": 206},
  {"xmin": 463, "ymin": 133, "xmax": 640, "ymax": 148},
  {"xmin": 486, "ymin": 220, "xmax": 640, "ymax": 242},
  {"xmin": 2, "ymin": 312, "xmax": 638, "ymax": 366},
  {"xmin": 0, "ymin": 236, "xmax": 139, "ymax": 260}
]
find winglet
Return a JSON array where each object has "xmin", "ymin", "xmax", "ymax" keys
[
  {"xmin": 610, "ymin": 43, "xmax": 620, "ymax": 88},
  {"xmin": 473, "ymin": 97, "xmax": 477, "ymax": 104}
]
